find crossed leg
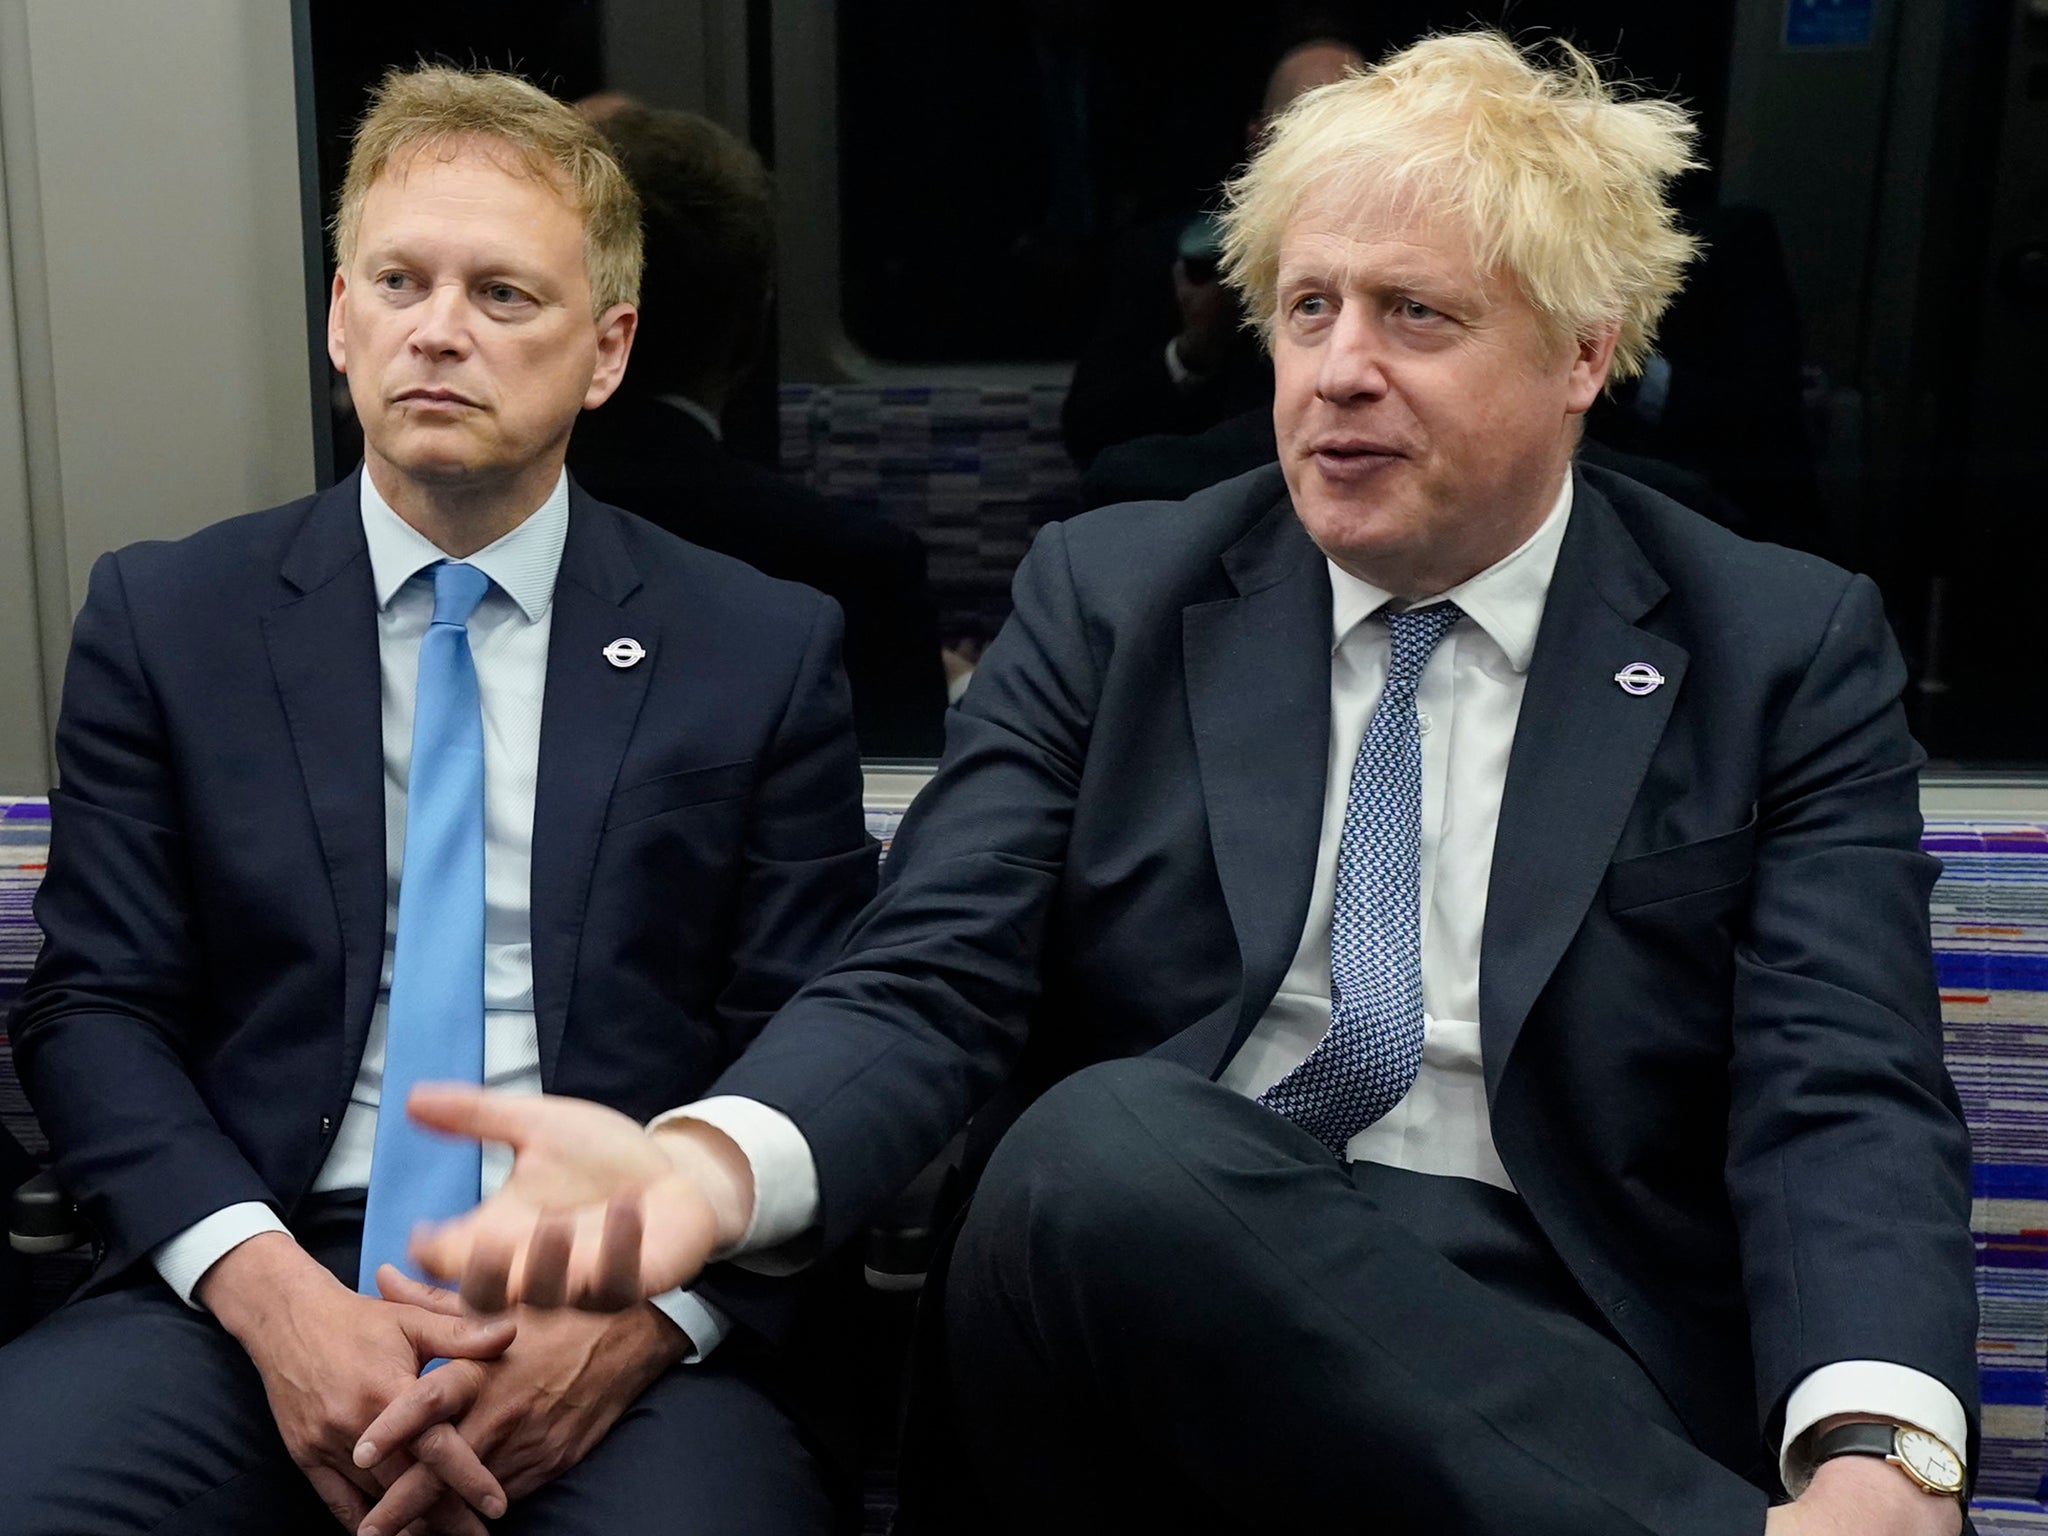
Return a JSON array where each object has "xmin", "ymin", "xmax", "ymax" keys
[{"xmin": 945, "ymin": 1057, "xmax": 1771, "ymax": 1536}]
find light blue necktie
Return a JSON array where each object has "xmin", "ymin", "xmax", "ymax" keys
[
  {"xmin": 358, "ymin": 560, "xmax": 491, "ymax": 1293},
  {"xmin": 1259, "ymin": 601, "xmax": 1463, "ymax": 1155}
]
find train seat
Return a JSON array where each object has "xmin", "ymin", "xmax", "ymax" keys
[{"xmin": 9, "ymin": 790, "xmax": 2048, "ymax": 1530}]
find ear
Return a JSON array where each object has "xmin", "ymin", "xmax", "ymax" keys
[
  {"xmin": 1564, "ymin": 322, "xmax": 1621, "ymax": 415},
  {"xmin": 584, "ymin": 303, "xmax": 638, "ymax": 410},
  {"xmin": 326, "ymin": 270, "xmax": 349, "ymax": 374}
]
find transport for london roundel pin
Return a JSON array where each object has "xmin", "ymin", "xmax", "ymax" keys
[
  {"xmin": 603, "ymin": 637, "xmax": 646, "ymax": 669},
  {"xmin": 1613, "ymin": 662, "xmax": 1664, "ymax": 696}
]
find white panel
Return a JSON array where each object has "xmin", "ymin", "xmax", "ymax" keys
[
  {"xmin": 0, "ymin": 118, "xmax": 51, "ymax": 790},
  {"xmin": 21, "ymin": 0, "xmax": 314, "ymax": 609}
]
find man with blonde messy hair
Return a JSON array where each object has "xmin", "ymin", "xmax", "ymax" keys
[
  {"xmin": 0, "ymin": 62, "xmax": 871, "ymax": 1536},
  {"xmin": 400, "ymin": 33, "xmax": 1973, "ymax": 1536}
]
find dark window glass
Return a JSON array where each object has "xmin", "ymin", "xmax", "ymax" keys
[{"xmin": 303, "ymin": 1, "xmax": 2048, "ymax": 763}]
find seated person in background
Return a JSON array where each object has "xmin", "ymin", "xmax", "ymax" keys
[
  {"xmin": 1060, "ymin": 31, "xmax": 1365, "ymax": 471},
  {"xmin": 412, "ymin": 32, "xmax": 1975, "ymax": 1536},
  {"xmin": 570, "ymin": 103, "xmax": 948, "ymax": 759},
  {"xmin": 1586, "ymin": 201, "xmax": 1827, "ymax": 556},
  {"xmin": 0, "ymin": 65, "xmax": 873, "ymax": 1536}
]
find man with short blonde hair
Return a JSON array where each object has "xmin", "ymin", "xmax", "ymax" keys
[{"xmin": 0, "ymin": 63, "xmax": 868, "ymax": 1535}]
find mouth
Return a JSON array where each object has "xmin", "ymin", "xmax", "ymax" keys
[
  {"xmin": 392, "ymin": 388, "xmax": 482, "ymax": 409},
  {"xmin": 1307, "ymin": 440, "xmax": 1405, "ymax": 479}
]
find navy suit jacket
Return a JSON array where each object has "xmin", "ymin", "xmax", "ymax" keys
[
  {"xmin": 715, "ymin": 461, "xmax": 1978, "ymax": 1479},
  {"xmin": 10, "ymin": 471, "xmax": 876, "ymax": 1332}
]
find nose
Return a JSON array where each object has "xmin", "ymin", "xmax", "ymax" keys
[
  {"xmin": 408, "ymin": 282, "xmax": 474, "ymax": 359},
  {"xmin": 1315, "ymin": 306, "xmax": 1389, "ymax": 405}
]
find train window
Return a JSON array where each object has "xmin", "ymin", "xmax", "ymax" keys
[
  {"xmin": 295, "ymin": 0, "xmax": 2046, "ymax": 765},
  {"xmin": 832, "ymin": 4, "xmax": 1283, "ymax": 365}
]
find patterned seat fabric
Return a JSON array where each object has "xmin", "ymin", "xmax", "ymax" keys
[
  {"xmin": 1929, "ymin": 821, "xmax": 2048, "ymax": 1533},
  {"xmin": 1, "ymin": 798, "xmax": 49, "ymax": 1162},
  {"xmin": 778, "ymin": 383, "xmax": 1081, "ymax": 652},
  {"xmin": 6, "ymin": 792, "xmax": 2048, "ymax": 1526}
]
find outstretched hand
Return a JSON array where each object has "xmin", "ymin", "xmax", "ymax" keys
[{"xmin": 403, "ymin": 1085, "xmax": 753, "ymax": 1312}]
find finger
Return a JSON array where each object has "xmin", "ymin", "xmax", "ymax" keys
[
  {"xmin": 412, "ymin": 1214, "xmax": 519, "ymax": 1313},
  {"xmin": 399, "ymin": 1306, "xmax": 517, "ymax": 1364},
  {"xmin": 582, "ymin": 1196, "xmax": 647, "ymax": 1311},
  {"xmin": 355, "ymin": 1361, "xmax": 485, "ymax": 1470},
  {"xmin": 375, "ymin": 1264, "xmax": 466, "ymax": 1317},
  {"xmin": 358, "ymin": 1459, "xmax": 459, "ymax": 1536},
  {"xmin": 405, "ymin": 1420, "xmax": 507, "ymax": 1522},
  {"xmin": 429, "ymin": 1488, "xmax": 492, "ymax": 1536},
  {"xmin": 303, "ymin": 1462, "xmax": 373, "ymax": 1531},
  {"xmin": 520, "ymin": 1209, "xmax": 577, "ymax": 1309}
]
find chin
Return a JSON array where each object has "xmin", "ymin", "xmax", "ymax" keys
[
  {"xmin": 375, "ymin": 435, "xmax": 488, "ymax": 480},
  {"xmin": 1298, "ymin": 496, "xmax": 1402, "ymax": 554}
]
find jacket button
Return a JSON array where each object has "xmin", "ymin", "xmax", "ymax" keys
[{"xmin": 320, "ymin": 1116, "xmax": 333, "ymax": 1137}]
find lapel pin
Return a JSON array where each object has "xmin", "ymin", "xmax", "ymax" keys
[
  {"xmin": 603, "ymin": 637, "xmax": 647, "ymax": 670},
  {"xmin": 1614, "ymin": 662, "xmax": 1665, "ymax": 696}
]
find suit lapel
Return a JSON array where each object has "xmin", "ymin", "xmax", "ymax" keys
[
  {"xmin": 262, "ymin": 471, "xmax": 386, "ymax": 1070},
  {"xmin": 1479, "ymin": 470, "xmax": 1687, "ymax": 1096},
  {"xmin": 1177, "ymin": 497, "xmax": 1333, "ymax": 1075},
  {"xmin": 530, "ymin": 490, "xmax": 652, "ymax": 1083}
]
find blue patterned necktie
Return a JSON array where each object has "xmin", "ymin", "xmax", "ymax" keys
[
  {"xmin": 358, "ymin": 560, "xmax": 491, "ymax": 1292},
  {"xmin": 1259, "ymin": 600, "xmax": 1463, "ymax": 1155}
]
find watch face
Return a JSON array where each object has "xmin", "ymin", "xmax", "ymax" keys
[{"xmin": 1894, "ymin": 1428, "xmax": 1964, "ymax": 1493}]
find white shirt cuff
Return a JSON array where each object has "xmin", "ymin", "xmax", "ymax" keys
[
  {"xmin": 648, "ymin": 1096, "xmax": 821, "ymax": 1263},
  {"xmin": 152, "ymin": 1201, "xmax": 289, "ymax": 1309},
  {"xmin": 1779, "ymin": 1361, "xmax": 1970, "ymax": 1495},
  {"xmin": 647, "ymin": 1288, "xmax": 730, "ymax": 1364}
]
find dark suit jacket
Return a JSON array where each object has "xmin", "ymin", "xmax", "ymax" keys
[
  {"xmin": 716, "ymin": 461, "xmax": 1978, "ymax": 1479},
  {"xmin": 9, "ymin": 471, "xmax": 875, "ymax": 1339},
  {"xmin": 570, "ymin": 394, "xmax": 948, "ymax": 759}
]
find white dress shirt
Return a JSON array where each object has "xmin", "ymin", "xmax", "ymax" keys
[
  {"xmin": 153, "ymin": 470, "xmax": 726, "ymax": 1359},
  {"xmin": 687, "ymin": 467, "xmax": 1967, "ymax": 1485}
]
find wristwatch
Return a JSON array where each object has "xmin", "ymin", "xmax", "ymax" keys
[{"xmin": 1811, "ymin": 1421, "xmax": 1966, "ymax": 1503}]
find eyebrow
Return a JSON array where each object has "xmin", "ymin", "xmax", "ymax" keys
[
  {"xmin": 359, "ymin": 240, "xmax": 553, "ymax": 285},
  {"xmin": 1277, "ymin": 261, "xmax": 1487, "ymax": 311}
]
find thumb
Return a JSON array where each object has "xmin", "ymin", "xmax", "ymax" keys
[
  {"xmin": 406, "ymin": 1083, "xmax": 547, "ymax": 1147},
  {"xmin": 399, "ymin": 1303, "xmax": 516, "ymax": 1363}
]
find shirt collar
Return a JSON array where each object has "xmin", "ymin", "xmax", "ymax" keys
[
  {"xmin": 359, "ymin": 467, "xmax": 570, "ymax": 622},
  {"xmin": 1327, "ymin": 472, "xmax": 1573, "ymax": 675},
  {"xmin": 655, "ymin": 393, "xmax": 724, "ymax": 442}
]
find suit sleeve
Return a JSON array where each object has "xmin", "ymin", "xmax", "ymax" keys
[
  {"xmin": 9, "ymin": 553, "xmax": 278, "ymax": 1286},
  {"xmin": 711, "ymin": 519, "xmax": 1101, "ymax": 1252},
  {"xmin": 1724, "ymin": 572, "xmax": 1979, "ymax": 1459}
]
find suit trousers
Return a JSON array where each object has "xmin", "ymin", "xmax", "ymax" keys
[
  {"xmin": 944, "ymin": 1057, "xmax": 1773, "ymax": 1536},
  {"xmin": 0, "ymin": 1193, "xmax": 835, "ymax": 1536}
]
